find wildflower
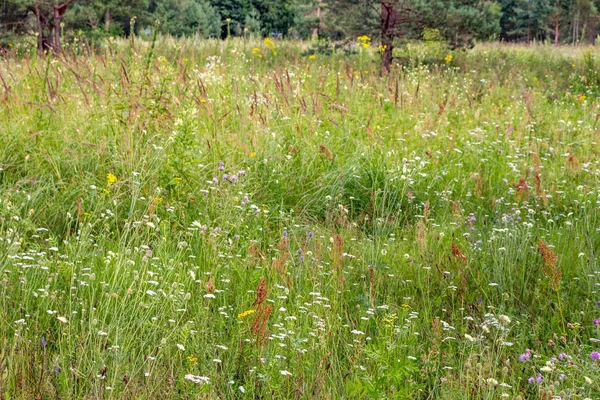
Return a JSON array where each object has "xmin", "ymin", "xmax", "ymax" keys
[
  {"xmin": 280, "ymin": 370, "xmax": 292, "ymax": 376},
  {"xmin": 184, "ymin": 374, "xmax": 210, "ymax": 384},
  {"xmin": 444, "ymin": 54, "xmax": 453, "ymax": 63},
  {"xmin": 309, "ymin": 54, "xmax": 316, "ymax": 59},
  {"xmin": 177, "ymin": 344, "xmax": 185, "ymax": 351},
  {"xmin": 378, "ymin": 44, "xmax": 387, "ymax": 53},
  {"xmin": 357, "ymin": 35, "xmax": 371, "ymax": 48},
  {"xmin": 594, "ymin": 319, "xmax": 600, "ymax": 325},
  {"xmin": 187, "ymin": 356, "xmax": 198, "ymax": 364},
  {"xmin": 57, "ymin": 316, "xmax": 68, "ymax": 324},
  {"xmin": 584, "ymin": 376, "xmax": 593, "ymax": 384},
  {"xmin": 486, "ymin": 378, "xmax": 498, "ymax": 385},
  {"xmin": 264, "ymin": 38, "xmax": 275, "ymax": 49},
  {"xmin": 238, "ymin": 309, "xmax": 255, "ymax": 319},
  {"xmin": 590, "ymin": 351, "xmax": 600, "ymax": 360},
  {"xmin": 107, "ymin": 173, "xmax": 118, "ymax": 185},
  {"xmin": 218, "ymin": 161, "xmax": 225, "ymax": 171},
  {"xmin": 558, "ymin": 352, "xmax": 568, "ymax": 360},
  {"xmin": 519, "ymin": 353, "xmax": 530, "ymax": 362},
  {"xmin": 578, "ymin": 94, "xmax": 586, "ymax": 103}
]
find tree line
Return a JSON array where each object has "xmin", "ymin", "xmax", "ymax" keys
[{"xmin": 1, "ymin": 0, "xmax": 599, "ymax": 53}]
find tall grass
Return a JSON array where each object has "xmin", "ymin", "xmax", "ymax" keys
[{"xmin": 1, "ymin": 38, "xmax": 600, "ymax": 398}]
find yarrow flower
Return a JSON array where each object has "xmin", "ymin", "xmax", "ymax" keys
[{"xmin": 184, "ymin": 374, "xmax": 210, "ymax": 384}]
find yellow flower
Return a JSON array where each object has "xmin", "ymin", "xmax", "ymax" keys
[
  {"xmin": 249, "ymin": 152, "xmax": 256, "ymax": 158},
  {"xmin": 309, "ymin": 54, "xmax": 316, "ymax": 60},
  {"xmin": 578, "ymin": 94, "xmax": 586, "ymax": 103},
  {"xmin": 357, "ymin": 35, "xmax": 371, "ymax": 48},
  {"xmin": 264, "ymin": 38, "xmax": 275, "ymax": 50},
  {"xmin": 187, "ymin": 356, "xmax": 198, "ymax": 364},
  {"xmin": 107, "ymin": 173, "xmax": 118, "ymax": 185},
  {"xmin": 252, "ymin": 47, "xmax": 261, "ymax": 55},
  {"xmin": 444, "ymin": 54, "xmax": 453, "ymax": 63},
  {"xmin": 238, "ymin": 309, "xmax": 255, "ymax": 319},
  {"xmin": 378, "ymin": 45, "xmax": 387, "ymax": 53}
]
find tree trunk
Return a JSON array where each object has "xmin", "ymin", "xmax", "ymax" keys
[
  {"xmin": 381, "ymin": 1, "xmax": 396, "ymax": 74},
  {"xmin": 105, "ymin": 8, "xmax": 111, "ymax": 31},
  {"xmin": 54, "ymin": 5, "xmax": 61, "ymax": 50},
  {"xmin": 554, "ymin": 12, "xmax": 559, "ymax": 45},
  {"xmin": 35, "ymin": 5, "xmax": 44, "ymax": 52}
]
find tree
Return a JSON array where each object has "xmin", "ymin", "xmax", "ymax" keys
[{"xmin": 147, "ymin": 0, "xmax": 220, "ymax": 37}]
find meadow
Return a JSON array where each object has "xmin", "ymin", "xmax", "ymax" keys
[{"xmin": 1, "ymin": 37, "xmax": 600, "ymax": 399}]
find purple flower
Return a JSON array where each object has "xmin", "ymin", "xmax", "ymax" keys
[
  {"xmin": 222, "ymin": 174, "xmax": 228, "ymax": 180},
  {"xmin": 212, "ymin": 177, "xmax": 219, "ymax": 185},
  {"xmin": 238, "ymin": 170, "xmax": 246, "ymax": 176},
  {"xmin": 218, "ymin": 161, "xmax": 225, "ymax": 171},
  {"xmin": 558, "ymin": 352, "xmax": 568, "ymax": 361},
  {"xmin": 536, "ymin": 373, "xmax": 543, "ymax": 383},
  {"xmin": 307, "ymin": 231, "xmax": 314, "ymax": 239},
  {"xmin": 594, "ymin": 319, "xmax": 600, "ymax": 326},
  {"xmin": 229, "ymin": 175, "xmax": 238, "ymax": 183},
  {"xmin": 55, "ymin": 366, "xmax": 61, "ymax": 374},
  {"xmin": 597, "ymin": 300, "xmax": 600, "ymax": 306},
  {"xmin": 41, "ymin": 337, "xmax": 46, "ymax": 349},
  {"xmin": 235, "ymin": 235, "xmax": 240, "ymax": 240},
  {"xmin": 519, "ymin": 353, "xmax": 530, "ymax": 362},
  {"xmin": 528, "ymin": 377, "xmax": 535, "ymax": 384},
  {"xmin": 591, "ymin": 351, "xmax": 600, "ymax": 360},
  {"xmin": 558, "ymin": 374, "xmax": 566, "ymax": 381},
  {"xmin": 282, "ymin": 230, "xmax": 288, "ymax": 238}
]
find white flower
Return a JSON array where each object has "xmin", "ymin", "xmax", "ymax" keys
[
  {"xmin": 350, "ymin": 330, "xmax": 365, "ymax": 335},
  {"xmin": 464, "ymin": 334, "xmax": 476, "ymax": 342},
  {"xmin": 204, "ymin": 293, "xmax": 216, "ymax": 298},
  {"xmin": 98, "ymin": 331, "xmax": 108, "ymax": 336},
  {"xmin": 499, "ymin": 315, "xmax": 511, "ymax": 324},
  {"xmin": 238, "ymin": 386, "xmax": 245, "ymax": 393},
  {"xmin": 57, "ymin": 316, "xmax": 68, "ymax": 324},
  {"xmin": 184, "ymin": 374, "xmax": 210, "ymax": 384},
  {"xmin": 540, "ymin": 366, "xmax": 553, "ymax": 372},
  {"xmin": 176, "ymin": 344, "xmax": 185, "ymax": 351},
  {"xmin": 584, "ymin": 376, "xmax": 593, "ymax": 385},
  {"xmin": 280, "ymin": 370, "xmax": 292, "ymax": 376},
  {"xmin": 146, "ymin": 222, "xmax": 156, "ymax": 229},
  {"xmin": 486, "ymin": 378, "xmax": 498, "ymax": 385},
  {"xmin": 192, "ymin": 221, "xmax": 203, "ymax": 228}
]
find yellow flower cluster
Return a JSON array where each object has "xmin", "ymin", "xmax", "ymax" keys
[
  {"xmin": 444, "ymin": 54, "xmax": 453, "ymax": 63},
  {"xmin": 187, "ymin": 355, "xmax": 198, "ymax": 364},
  {"xmin": 263, "ymin": 38, "xmax": 278, "ymax": 56},
  {"xmin": 107, "ymin": 173, "xmax": 118, "ymax": 185},
  {"xmin": 357, "ymin": 35, "xmax": 371, "ymax": 49},
  {"xmin": 238, "ymin": 309, "xmax": 255, "ymax": 319}
]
